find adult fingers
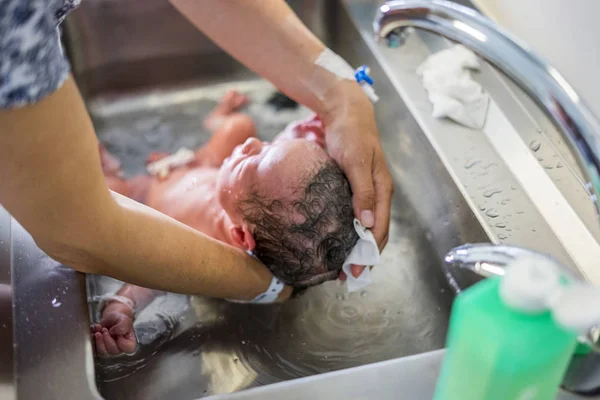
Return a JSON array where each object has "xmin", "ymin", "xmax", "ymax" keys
[
  {"xmin": 371, "ymin": 156, "xmax": 393, "ymax": 250},
  {"xmin": 342, "ymin": 152, "xmax": 376, "ymax": 228}
]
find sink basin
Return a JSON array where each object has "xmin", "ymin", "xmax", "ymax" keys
[{"xmin": 3, "ymin": 0, "xmax": 597, "ymax": 399}]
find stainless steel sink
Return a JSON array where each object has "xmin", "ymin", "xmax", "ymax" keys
[
  {"xmin": 61, "ymin": 0, "xmax": 488, "ymax": 398},
  {"xmin": 66, "ymin": 1, "xmax": 486, "ymax": 398},
  {"xmin": 1, "ymin": 0, "xmax": 597, "ymax": 399}
]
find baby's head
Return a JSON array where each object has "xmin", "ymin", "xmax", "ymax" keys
[{"xmin": 217, "ymin": 121, "xmax": 359, "ymax": 287}]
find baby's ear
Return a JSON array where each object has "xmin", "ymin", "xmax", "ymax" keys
[{"xmin": 230, "ymin": 224, "xmax": 256, "ymax": 252}]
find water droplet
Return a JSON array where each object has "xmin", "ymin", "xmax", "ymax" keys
[
  {"xmin": 482, "ymin": 162, "xmax": 499, "ymax": 170},
  {"xmin": 511, "ymin": 185, "xmax": 517, "ymax": 191},
  {"xmin": 335, "ymin": 294, "xmax": 343, "ymax": 301},
  {"xmin": 464, "ymin": 159, "xmax": 481, "ymax": 169},
  {"xmin": 485, "ymin": 209, "xmax": 499, "ymax": 218},
  {"xmin": 483, "ymin": 189, "xmax": 502, "ymax": 198},
  {"xmin": 233, "ymin": 358, "xmax": 239, "ymax": 363},
  {"xmin": 529, "ymin": 140, "xmax": 541, "ymax": 152},
  {"xmin": 532, "ymin": 228, "xmax": 537, "ymax": 232},
  {"xmin": 302, "ymin": 342, "xmax": 306, "ymax": 346},
  {"xmin": 382, "ymin": 309, "xmax": 388, "ymax": 316},
  {"xmin": 537, "ymin": 156, "xmax": 544, "ymax": 162},
  {"xmin": 543, "ymin": 164, "xmax": 554, "ymax": 169},
  {"xmin": 556, "ymin": 162, "xmax": 563, "ymax": 168},
  {"xmin": 360, "ymin": 291, "xmax": 367, "ymax": 298},
  {"xmin": 241, "ymin": 340, "xmax": 246, "ymax": 345},
  {"xmin": 498, "ymin": 233, "xmax": 508, "ymax": 240},
  {"xmin": 516, "ymin": 210, "xmax": 525, "ymax": 214},
  {"xmin": 495, "ymin": 222, "xmax": 507, "ymax": 228},
  {"xmin": 478, "ymin": 204, "xmax": 486, "ymax": 211},
  {"xmin": 500, "ymin": 198, "xmax": 511, "ymax": 205},
  {"xmin": 51, "ymin": 297, "xmax": 62, "ymax": 308},
  {"xmin": 193, "ymin": 351, "xmax": 200, "ymax": 356}
]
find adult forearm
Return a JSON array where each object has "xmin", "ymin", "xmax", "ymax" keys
[
  {"xmin": 94, "ymin": 192, "xmax": 277, "ymax": 300},
  {"xmin": 169, "ymin": 0, "xmax": 337, "ymax": 115}
]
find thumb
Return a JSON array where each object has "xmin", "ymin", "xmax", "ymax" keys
[
  {"xmin": 344, "ymin": 159, "xmax": 376, "ymax": 228},
  {"xmin": 351, "ymin": 265, "xmax": 366, "ymax": 278},
  {"xmin": 109, "ymin": 320, "xmax": 129, "ymax": 336}
]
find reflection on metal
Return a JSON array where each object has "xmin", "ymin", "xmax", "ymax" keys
[
  {"xmin": 0, "ymin": 208, "xmax": 15, "ymax": 400},
  {"xmin": 374, "ymin": 0, "xmax": 600, "ymax": 394}
]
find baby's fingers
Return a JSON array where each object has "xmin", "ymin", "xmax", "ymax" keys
[
  {"xmin": 102, "ymin": 328, "xmax": 120, "ymax": 355},
  {"xmin": 94, "ymin": 332, "xmax": 109, "ymax": 356},
  {"xmin": 117, "ymin": 333, "xmax": 137, "ymax": 354}
]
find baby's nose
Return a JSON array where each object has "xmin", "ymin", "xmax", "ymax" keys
[{"xmin": 241, "ymin": 137, "xmax": 263, "ymax": 155}]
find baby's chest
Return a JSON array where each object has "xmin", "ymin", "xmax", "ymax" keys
[{"xmin": 146, "ymin": 169, "xmax": 221, "ymax": 232}]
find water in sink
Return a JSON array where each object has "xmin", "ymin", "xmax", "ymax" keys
[{"xmin": 88, "ymin": 80, "xmax": 455, "ymax": 400}]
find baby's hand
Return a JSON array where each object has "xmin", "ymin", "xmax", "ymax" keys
[
  {"xmin": 280, "ymin": 114, "xmax": 326, "ymax": 148},
  {"xmin": 93, "ymin": 302, "xmax": 137, "ymax": 356}
]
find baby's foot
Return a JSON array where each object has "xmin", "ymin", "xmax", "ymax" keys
[{"xmin": 204, "ymin": 90, "xmax": 249, "ymax": 131}]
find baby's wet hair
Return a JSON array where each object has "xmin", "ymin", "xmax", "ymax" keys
[{"xmin": 239, "ymin": 160, "xmax": 359, "ymax": 288}]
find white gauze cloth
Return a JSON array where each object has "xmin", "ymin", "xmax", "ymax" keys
[
  {"xmin": 343, "ymin": 218, "xmax": 381, "ymax": 293},
  {"xmin": 417, "ymin": 44, "xmax": 489, "ymax": 129},
  {"xmin": 146, "ymin": 147, "xmax": 196, "ymax": 178}
]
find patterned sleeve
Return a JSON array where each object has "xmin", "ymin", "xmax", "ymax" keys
[{"xmin": 0, "ymin": 0, "xmax": 76, "ymax": 108}]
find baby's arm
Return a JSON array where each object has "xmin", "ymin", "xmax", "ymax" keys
[{"xmin": 93, "ymin": 284, "xmax": 162, "ymax": 356}]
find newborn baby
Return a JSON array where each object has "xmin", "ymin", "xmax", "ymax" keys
[{"xmin": 94, "ymin": 91, "xmax": 359, "ymax": 355}]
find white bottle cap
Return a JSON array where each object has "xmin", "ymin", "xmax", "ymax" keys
[
  {"xmin": 550, "ymin": 285, "xmax": 600, "ymax": 334},
  {"xmin": 499, "ymin": 255, "xmax": 561, "ymax": 314},
  {"xmin": 500, "ymin": 255, "xmax": 600, "ymax": 334}
]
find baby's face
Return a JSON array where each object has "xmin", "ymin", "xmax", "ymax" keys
[{"xmin": 217, "ymin": 136, "xmax": 329, "ymax": 222}]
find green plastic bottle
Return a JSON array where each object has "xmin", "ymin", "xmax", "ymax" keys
[{"xmin": 434, "ymin": 256, "xmax": 587, "ymax": 400}]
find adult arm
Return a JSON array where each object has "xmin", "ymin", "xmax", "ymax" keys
[
  {"xmin": 0, "ymin": 77, "xmax": 292, "ymax": 301},
  {"xmin": 169, "ymin": 0, "xmax": 393, "ymax": 252}
]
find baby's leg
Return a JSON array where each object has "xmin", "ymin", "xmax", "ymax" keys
[
  {"xmin": 203, "ymin": 90, "xmax": 249, "ymax": 131},
  {"xmin": 199, "ymin": 91, "xmax": 257, "ymax": 166}
]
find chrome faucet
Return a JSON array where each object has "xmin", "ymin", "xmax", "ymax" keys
[{"xmin": 374, "ymin": 0, "xmax": 600, "ymax": 394}]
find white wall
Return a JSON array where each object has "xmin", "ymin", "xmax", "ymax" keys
[{"xmin": 474, "ymin": 0, "xmax": 600, "ymax": 116}]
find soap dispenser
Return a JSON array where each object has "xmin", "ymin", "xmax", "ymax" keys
[{"xmin": 434, "ymin": 254, "xmax": 600, "ymax": 400}]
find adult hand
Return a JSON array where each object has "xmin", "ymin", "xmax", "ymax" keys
[
  {"xmin": 93, "ymin": 302, "xmax": 137, "ymax": 356},
  {"xmin": 322, "ymin": 80, "xmax": 393, "ymax": 277}
]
